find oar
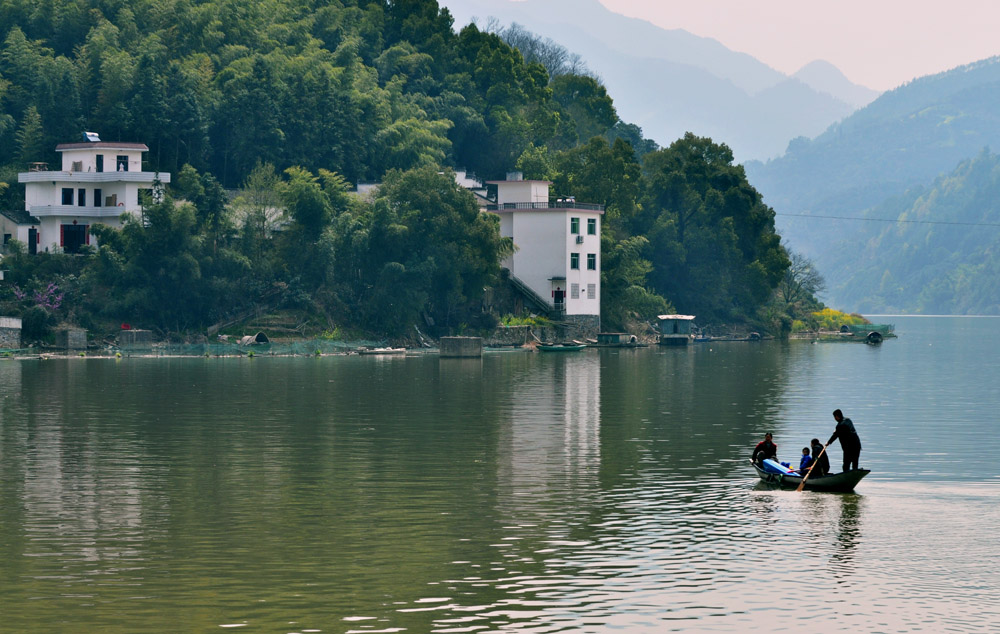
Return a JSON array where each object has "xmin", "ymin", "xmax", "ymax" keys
[{"xmin": 796, "ymin": 443, "xmax": 828, "ymax": 492}]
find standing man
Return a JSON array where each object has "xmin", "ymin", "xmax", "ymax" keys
[{"xmin": 828, "ymin": 409, "xmax": 862, "ymax": 472}]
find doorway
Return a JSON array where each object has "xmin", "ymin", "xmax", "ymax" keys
[{"xmin": 62, "ymin": 224, "xmax": 88, "ymax": 254}]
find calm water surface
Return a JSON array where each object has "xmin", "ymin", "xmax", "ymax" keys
[{"xmin": 1, "ymin": 316, "xmax": 998, "ymax": 632}]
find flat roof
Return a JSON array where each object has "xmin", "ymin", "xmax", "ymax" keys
[
  {"xmin": 485, "ymin": 179, "xmax": 553, "ymax": 185},
  {"xmin": 56, "ymin": 142, "xmax": 149, "ymax": 151}
]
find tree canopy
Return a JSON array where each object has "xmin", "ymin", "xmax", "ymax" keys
[{"xmin": 0, "ymin": 1, "xmax": 795, "ymax": 339}]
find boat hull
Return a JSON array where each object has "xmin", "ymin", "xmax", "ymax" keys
[
  {"xmin": 751, "ymin": 460, "xmax": 870, "ymax": 492},
  {"xmin": 537, "ymin": 344, "xmax": 586, "ymax": 351}
]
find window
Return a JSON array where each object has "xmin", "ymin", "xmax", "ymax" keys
[
  {"xmin": 62, "ymin": 188, "xmax": 74, "ymax": 205},
  {"xmin": 587, "ymin": 254, "xmax": 596, "ymax": 270},
  {"xmin": 96, "ymin": 154, "xmax": 104, "ymax": 173},
  {"xmin": 570, "ymin": 253, "xmax": 579, "ymax": 269},
  {"xmin": 78, "ymin": 188, "xmax": 86, "ymax": 206},
  {"xmin": 116, "ymin": 155, "xmax": 128, "ymax": 172},
  {"xmin": 94, "ymin": 189, "xmax": 102, "ymax": 207},
  {"xmin": 587, "ymin": 283, "xmax": 597, "ymax": 299},
  {"xmin": 587, "ymin": 218, "xmax": 597, "ymax": 235},
  {"xmin": 571, "ymin": 283, "xmax": 580, "ymax": 299},
  {"xmin": 570, "ymin": 217, "xmax": 580, "ymax": 234}
]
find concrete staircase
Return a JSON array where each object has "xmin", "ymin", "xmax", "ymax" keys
[{"xmin": 505, "ymin": 271, "xmax": 560, "ymax": 317}]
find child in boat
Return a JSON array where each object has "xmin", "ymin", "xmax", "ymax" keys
[{"xmin": 798, "ymin": 447, "xmax": 813, "ymax": 473}]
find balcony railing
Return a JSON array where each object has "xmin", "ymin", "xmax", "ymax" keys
[
  {"xmin": 486, "ymin": 201, "xmax": 605, "ymax": 212},
  {"xmin": 24, "ymin": 205, "xmax": 134, "ymax": 218},
  {"xmin": 18, "ymin": 171, "xmax": 170, "ymax": 184}
]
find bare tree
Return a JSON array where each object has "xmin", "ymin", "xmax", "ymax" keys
[
  {"xmin": 497, "ymin": 22, "xmax": 596, "ymax": 79},
  {"xmin": 779, "ymin": 250, "xmax": 826, "ymax": 305}
]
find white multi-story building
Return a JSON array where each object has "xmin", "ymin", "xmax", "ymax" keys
[
  {"xmin": 15, "ymin": 138, "xmax": 169, "ymax": 254},
  {"xmin": 487, "ymin": 172, "xmax": 602, "ymax": 331}
]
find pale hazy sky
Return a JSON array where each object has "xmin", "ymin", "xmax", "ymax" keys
[{"xmin": 599, "ymin": 0, "xmax": 1000, "ymax": 91}]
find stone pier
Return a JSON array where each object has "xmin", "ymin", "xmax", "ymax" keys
[{"xmin": 0, "ymin": 317, "xmax": 22, "ymax": 349}]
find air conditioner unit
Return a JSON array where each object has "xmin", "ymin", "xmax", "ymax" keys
[{"xmin": 576, "ymin": 235, "xmax": 584, "ymax": 244}]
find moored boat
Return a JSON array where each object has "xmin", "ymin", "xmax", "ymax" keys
[
  {"xmin": 750, "ymin": 459, "xmax": 870, "ymax": 492},
  {"xmin": 358, "ymin": 347, "xmax": 406, "ymax": 355},
  {"xmin": 537, "ymin": 343, "xmax": 586, "ymax": 352}
]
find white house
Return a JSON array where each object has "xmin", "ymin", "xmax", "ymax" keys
[
  {"xmin": 487, "ymin": 172, "xmax": 602, "ymax": 331},
  {"xmin": 15, "ymin": 137, "xmax": 170, "ymax": 254},
  {"xmin": 1, "ymin": 209, "xmax": 38, "ymax": 255}
]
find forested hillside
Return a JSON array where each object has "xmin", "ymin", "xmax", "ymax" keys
[
  {"xmin": 822, "ymin": 150, "xmax": 1000, "ymax": 314},
  {"xmin": 0, "ymin": 0, "xmax": 792, "ymax": 340},
  {"xmin": 0, "ymin": 0, "xmax": 619, "ymax": 186},
  {"xmin": 746, "ymin": 56, "xmax": 1000, "ymax": 260}
]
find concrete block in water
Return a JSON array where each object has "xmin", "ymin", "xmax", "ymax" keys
[
  {"xmin": 119, "ymin": 329, "xmax": 153, "ymax": 350},
  {"xmin": 440, "ymin": 336, "xmax": 482, "ymax": 358},
  {"xmin": 56, "ymin": 328, "xmax": 87, "ymax": 350},
  {"xmin": 0, "ymin": 316, "xmax": 22, "ymax": 349}
]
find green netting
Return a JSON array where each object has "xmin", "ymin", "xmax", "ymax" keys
[
  {"xmin": 133, "ymin": 339, "xmax": 386, "ymax": 356},
  {"xmin": 4, "ymin": 339, "xmax": 388, "ymax": 357},
  {"xmin": 845, "ymin": 324, "xmax": 895, "ymax": 336}
]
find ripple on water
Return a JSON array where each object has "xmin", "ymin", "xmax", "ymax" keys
[
  {"xmin": 382, "ymin": 477, "xmax": 1000, "ymax": 633},
  {"xmin": 4, "ymin": 339, "xmax": 1000, "ymax": 633}
]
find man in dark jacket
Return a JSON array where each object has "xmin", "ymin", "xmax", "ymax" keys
[
  {"xmin": 828, "ymin": 409, "xmax": 862, "ymax": 472},
  {"xmin": 810, "ymin": 438, "xmax": 830, "ymax": 477},
  {"xmin": 751, "ymin": 432, "xmax": 777, "ymax": 465}
]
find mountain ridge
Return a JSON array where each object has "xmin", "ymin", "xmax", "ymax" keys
[
  {"xmin": 440, "ymin": 0, "xmax": 873, "ymax": 160},
  {"xmin": 746, "ymin": 56, "xmax": 1000, "ymax": 313},
  {"xmin": 793, "ymin": 60, "xmax": 881, "ymax": 109}
]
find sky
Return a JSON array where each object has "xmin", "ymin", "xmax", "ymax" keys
[{"xmin": 598, "ymin": 0, "xmax": 1000, "ymax": 91}]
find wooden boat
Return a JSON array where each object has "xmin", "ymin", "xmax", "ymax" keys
[
  {"xmin": 750, "ymin": 459, "xmax": 870, "ymax": 492},
  {"xmin": 358, "ymin": 347, "xmax": 406, "ymax": 355},
  {"xmin": 537, "ymin": 343, "xmax": 586, "ymax": 352}
]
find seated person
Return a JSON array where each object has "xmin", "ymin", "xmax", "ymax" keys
[
  {"xmin": 798, "ymin": 447, "xmax": 813, "ymax": 473},
  {"xmin": 810, "ymin": 438, "xmax": 831, "ymax": 476},
  {"xmin": 751, "ymin": 432, "xmax": 777, "ymax": 465}
]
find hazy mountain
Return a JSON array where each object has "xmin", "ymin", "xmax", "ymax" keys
[
  {"xmin": 819, "ymin": 150, "xmax": 1000, "ymax": 314},
  {"xmin": 794, "ymin": 60, "xmax": 881, "ymax": 109},
  {"xmin": 439, "ymin": 0, "xmax": 875, "ymax": 161},
  {"xmin": 746, "ymin": 56, "xmax": 1000, "ymax": 257}
]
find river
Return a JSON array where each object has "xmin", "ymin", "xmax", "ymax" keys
[{"xmin": 1, "ymin": 316, "xmax": 998, "ymax": 632}]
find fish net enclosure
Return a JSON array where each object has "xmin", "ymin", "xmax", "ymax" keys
[
  {"xmin": 843, "ymin": 324, "xmax": 895, "ymax": 336},
  {"xmin": 109, "ymin": 339, "xmax": 387, "ymax": 357}
]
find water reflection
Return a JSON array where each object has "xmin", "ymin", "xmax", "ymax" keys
[
  {"xmin": 2, "ymin": 324, "xmax": 1000, "ymax": 632},
  {"xmin": 0, "ymin": 358, "xmax": 22, "ymax": 393},
  {"xmin": 831, "ymin": 493, "xmax": 863, "ymax": 579},
  {"xmin": 498, "ymin": 353, "xmax": 602, "ymax": 501}
]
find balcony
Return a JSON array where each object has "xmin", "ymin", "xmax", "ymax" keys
[
  {"xmin": 18, "ymin": 171, "xmax": 170, "ymax": 184},
  {"xmin": 486, "ymin": 201, "xmax": 604, "ymax": 212},
  {"xmin": 26, "ymin": 205, "xmax": 135, "ymax": 219}
]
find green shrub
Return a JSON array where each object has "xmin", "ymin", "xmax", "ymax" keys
[{"xmin": 21, "ymin": 305, "xmax": 56, "ymax": 341}]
